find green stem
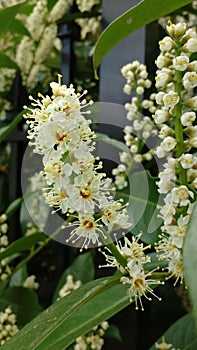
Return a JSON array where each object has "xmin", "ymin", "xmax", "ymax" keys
[
  {"xmin": 106, "ymin": 242, "xmax": 127, "ymax": 269},
  {"xmin": 173, "ymin": 65, "xmax": 187, "ymax": 186}
]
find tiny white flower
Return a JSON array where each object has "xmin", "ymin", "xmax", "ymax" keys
[
  {"xmin": 183, "ymin": 72, "xmax": 197, "ymax": 90},
  {"xmin": 23, "ymin": 275, "xmax": 39, "ymax": 290},
  {"xmin": 154, "ymin": 109, "xmax": 169, "ymax": 124},
  {"xmin": 155, "ymin": 91, "xmax": 165, "ymax": 105},
  {"xmin": 155, "ymin": 55, "xmax": 171, "ymax": 69},
  {"xmin": 173, "ymin": 55, "xmax": 189, "ymax": 71},
  {"xmin": 134, "ymin": 154, "xmax": 143, "ymax": 162},
  {"xmin": 155, "ymin": 336, "xmax": 176, "ymax": 350},
  {"xmin": 166, "ymin": 22, "xmax": 187, "ymax": 37},
  {"xmin": 155, "ymin": 146, "xmax": 167, "ymax": 158},
  {"xmin": 186, "ymin": 96, "xmax": 197, "ymax": 110},
  {"xmin": 155, "ymin": 70, "xmax": 171, "ymax": 88},
  {"xmin": 130, "ymin": 144, "xmax": 138, "ymax": 153},
  {"xmin": 136, "ymin": 86, "xmax": 144, "ymax": 95},
  {"xmin": 183, "ymin": 37, "xmax": 197, "ymax": 53},
  {"xmin": 160, "ymin": 136, "xmax": 177, "ymax": 152},
  {"xmin": 172, "ymin": 185, "xmax": 194, "ymax": 206},
  {"xmin": 123, "ymin": 84, "xmax": 132, "ymax": 95},
  {"xmin": 181, "ymin": 111, "xmax": 196, "ymax": 126},
  {"xmin": 163, "ymin": 91, "xmax": 179, "ymax": 108},
  {"xmin": 59, "ymin": 275, "xmax": 82, "ymax": 298},
  {"xmin": 179, "ymin": 154, "xmax": 196, "ymax": 169},
  {"xmin": 159, "ymin": 36, "xmax": 174, "ymax": 52}
]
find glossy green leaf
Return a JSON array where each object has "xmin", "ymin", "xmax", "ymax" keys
[
  {"xmin": 1, "ymin": 276, "xmax": 129, "ymax": 350},
  {"xmin": 0, "ymin": 52, "xmax": 18, "ymax": 69},
  {"xmin": 8, "ymin": 18, "xmax": 30, "ymax": 36},
  {"xmin": 93, "ymin": 0, "xmax": 193, "ymax": 76},
  {"xmin": 149, "ymin": 313, "xmax": 197, "ymax": 350},
  {"xmin": 0, "ymin": 232, "xmax": 47, "ymax": 260},
  {"xmin": 0, "ymin": 286, "xmax": 42, "ymax": 327},
  {"xmin": 0, "ymin": 110, "xmax": 25, "ymax": 143},
  {"xmin": 96, "ymin": 132, "xmax": 131, "ymax": 154},
  {"xmin": 5, "ymin": 197, "xmax": 23, "ymax": 218},
  {"xmin": 0, "ymin": 3, "xmax": 26, "ymax": 35},
  {"xmin": 183, "ymin": 202, "xmax": 197, "ymax": 329},
  {"xmin": 116, "ymin": 171, "xmax": 162, "ymax": 244},
  {"xmin": 53, "ymin": 251, "xmax": 95, "ymax": 301}
]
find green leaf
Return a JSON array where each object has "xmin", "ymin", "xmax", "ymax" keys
[
  {"xmin": 0, "ymin": 232, "xmax": 47, "ymax": 260},
  {"xmin": 0, "ymin": 110, "xmax": 25, "ymax": 143},
  {"xmin": 183, "ymin": 202, "xmax": 197, "ymax": 330},
  {"xmin": 149, "ymin": 313, "xmax": 197, "ymax": 350},
  {"xmin": 0, "ymin": 52, "xmax": 18, "ymax": 69},
  {"xmin": 93, "ymin": 0, "xmax": 193, "ymax": 77},
  {"xmin": 0, "ymin": 286, "xmax": 42, "ymax": 327},
  {"xmin": 47, "ymin": 0, "xmax": 57, "ymax": 11},
  {"xmin": 116, "ymin": 171, "xmax": 162, "ymax": 244},
  {"xmin": 9, "ymin": 266, "xmax": 28, "ymax": 287},
  {"xmin": 8, "ymin": 18, "xmax": 30, "ymax": 36},
  {"xmin": 0, "ymin": 3, "xmax": 27, "ymax": 35},
  {"xmin": 1, "ymin": 276, "xmax": 130, "ymax": 350},
  {"xmin": 105, "ymin": 324, "xmax": 122, "ymax": 341},
  {"xmin": 5, "ymin": 197, "xmax": 23, "ymax": 218},
  {"xmin": 53, "ymin": 251, "xmax": 95, "ymax": 301},
  {"xmin": 96, "ymin": 132, "xmax": 131, "ymax": 154}
]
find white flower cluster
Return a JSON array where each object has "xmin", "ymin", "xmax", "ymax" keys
[
  {"xmin": 0, "ymin": 0, "xmax": 23, "ymax": 9},
  {"xmin": 15, "ymin": 0, "xmax": 74, "ymax": 90},
  {"xmin": 154, "ymin": 22, "xmax": 197, "ymax": 284},
  {"xmin": 76, "ymin": 0, "xmax": 100, "ymax": 12},
  {"xmin": 75, "ymin": 0, "xmax": 101, "ymax": 41},
  {"xmin": 74, "ymin": 322, "xmax": 109, "ymax": 350},
  {"xmin": 58, "ymin": 274, "xmax": 82, "ymax": 298},
  {"xmin": 0, "ymin": 214, "xmax": 11, "ymax": 281},
  {"xmin": 100, "ymin": 234, "xmax": 161, "ymax": 310},
  {"xmin": 24, "ymin": 76, "xmax": 130, "ymax": 249},
  {"xmin": 0, "ymin": 307, "xmax": 19, "ymax": 345},
  {"xmin": 112, "ymin": 61, "xmax": 157, "ymax": 189}
]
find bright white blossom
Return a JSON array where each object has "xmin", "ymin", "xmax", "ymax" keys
[{"xmin": 24, "ymin": 76, "xmax": 131, "ymax": 249}]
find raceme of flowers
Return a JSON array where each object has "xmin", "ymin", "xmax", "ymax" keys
[
  {"xmin": 0, "ymin": 214, "xmax": 12, "ymax": 281},
  {"xmin": 0, "ymin": 0, "xmax": 101, "ymax": 103},
  {"xmin": 58, "ymin": 274, "xmax": 109, "ymax": 350},
  {"xmin": 112, "ymin": 60, "xmax": 158, "ymax": 190},
  {"xmin": 15, "ymin": 0, "xmax": 74, "ymax": 89},
  {"xmin": 24, "ymin": 75, "xmax": 131, "ymax": 249},
  {"xmin": 153, "ymin": 21, "xmax": 197, "ymax": 284},
  {"xmin": 0, "ymin": 307, "xmax": 19, "ymax": 346}
]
